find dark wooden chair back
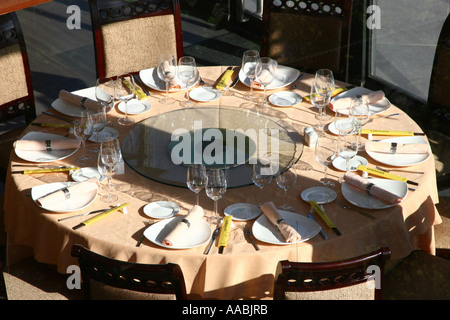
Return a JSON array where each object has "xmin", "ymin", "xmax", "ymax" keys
[
  {"xmin": 0, "ymin": 12, "xmax": 35, "ymax": 125},
  {"xmin": 88, "ymin": 0, "xmax": 184, "ymax": 78},
  {"xmin": 71, "ymin": 244, "xmax": 187, "ymax": 300},
  {"xmin": 261, "ymin": 0, "xmax": 353, "ymax": 81},
  {"xmin": 274, "ymin": 247, "xmax": 391, "ymax": 300},
  {"xmin": 0, "ymin": 262, "xmax": 7, "ymax": 300}
]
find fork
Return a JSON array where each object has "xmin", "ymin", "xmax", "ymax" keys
[
  {"xmin": 244, "ymin": 225, "xmax": 259, "ymax": 251},
  {"xmin": 376, "ymin": 166, "xmax": 424, "ymax": 175}
]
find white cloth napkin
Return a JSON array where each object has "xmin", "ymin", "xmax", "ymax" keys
[
  {"xmin": 59, "ymin": 90, "xmax": 104, "ymax": 112},
  {"xmin": 344, "ymin": 172, "xmax": 401, "ymax": 204},
  {"xmin": 162, "ymin": 205, "xmax": 204, "ymax": 247},
  {"xmin": 330, "ymin": 90, "xmax": 385, "ymax": 111},
  {"xmin": 260, "ymin": 202, "xmax": 301, "ymax": 243}
]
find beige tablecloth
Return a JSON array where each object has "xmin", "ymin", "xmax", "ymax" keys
[{"xmin": 4, "ymin": 67, "xmax": 441, "ymax": 299}]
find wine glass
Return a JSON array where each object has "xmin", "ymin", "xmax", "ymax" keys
[
  {"xmin": 97, "ymin": 139, "xmax": 121, "ymax": 203},
  {"xmin": 157, "ymin": 53, "xmax": 177, "ymax": 105},
  {"xmin": 252, "ymin": 158, "xmax": 273, "ymax": 205},
  {"xmin": 315, "ymin": 135, "xmax": 336, "ymax": 187},
  {"xmin": 350, "ymin": 98, "xmax": 370, "ymax": 150},
  {"xmin": 205, "ymin": 169, "xmax": 227, "ymax": 223},
  {"xmin": 242, "ymin": 50, "xmax": 260, "ymax": 101},
  {"xmin": 73, "ymin": 111, "xmax": 93, "ymax": 164},
  {"xmin": 314, "ymin": 68, "xmax": 335, "ymax": 98},
  {"xmin": 255, "ymin": 57, "xmax": 277, "ymax": 107},
  {"xmin": 115, "ymin": 74, "xmax": 136, "ymax": 126},
  {"xmin": 89, "ymin": 106, "xmax": 107, "ymax": 153},
  {"xmin": 186, "ymin": 165, "xmax": 207, "ymax": 205},
  {"xmin": 334, "ymin": 105, "xmax": 355, "ymax": 144},
  {"xmin": 276, "ymin": 166, "xmax": 297, "ymax": 210},
  {"xmin": 178, "ymin": 56, "xmax": 198, "ymax": 107},
  {"xmin": 95, "ymin": 77, "xmax": 115, "ymax": 113},
  {"xmin": 338, "ymin": 133, "xmax": 358, "ymax": 182},
  {"xmin": 310, "ymin": 80, "xmax": 331, "ymax": 131}
]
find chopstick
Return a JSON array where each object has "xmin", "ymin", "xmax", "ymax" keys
[
  {"xmin": 309, "ymin": 201, "xmax": 341, "ymax": 236},
  {"xmin": 307, "ymin": 213, "xmax": 328, "ymax": 239}
]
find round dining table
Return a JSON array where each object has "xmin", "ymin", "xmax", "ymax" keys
[{"xmin": 4, "ymin": 66, "xmax": 442, "ymax": 299}]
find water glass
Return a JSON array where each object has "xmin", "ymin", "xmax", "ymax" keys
[
  {"xmin": 115, "ymin": 74, "xmax": 136, "ymax": 125},
  {"xmin": 157, "ymin": 54, "xmax": 177, "ymax": 105},
  {"xmin": 205, "ymin": 169, "xmax": 227, "ymax": 223},
  {"xmin": 276, "ymin": 166, "xmax": 297, "ymax": 210},
  {"xmin": 187, "ymin": 165, "xmax": 207, "ymax": 205},
  {"xmin": 73, "ymin": 111, "xmax": 93, "ymax": 164},
  {"xmin": 242, "ymin": 50, "xmax": 260, "ymax": 101}
]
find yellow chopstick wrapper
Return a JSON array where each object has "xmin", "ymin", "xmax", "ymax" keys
[
  {"xmin": 308, "ymin": 201, "xmax": 341, "ymax": 235},
  {"xmin": 360, "ymin": 129, "xmax": 414, "ymax": 136},
  {"xmin": 218, "ymin": 215, "xmax": 232, "ymax": 249},
  {"xmin": 356, "ymin": 165, "xmax": 408, "ymax": 182},
  {"xmin": 303, "ymin": 87, "xmax": 349, "ymax": 102},
  {"xmin": 73, "ymin": 203, "xmax": 130, "ymax": 229},
  {"xmin": 123, "ymin": 79, "xmax": 146, "ymax": 100},
  {"xmin": 216, "ymin": 68, "xmax": 234, "ymax": 90},
  {"xmin": 22, "ymin": 167, "xmax": 79, "ymax": 174}
]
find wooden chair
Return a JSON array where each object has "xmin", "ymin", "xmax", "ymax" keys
[
  {"xmin": 88, "ymin": 0, "xmax": 184, "ymax": 79},
  {"xmin": 273, "ymin": 247, "xmax": 391, "ymax": 300},
  {"xmin": 0, "ymin": 262, "xmax": 7, "ymax": 300},
  {"xmin": 71, "ymin": 244, "xmax": 187, "ymax": 300},
  {"xmin": 382, "ymin": 248, "xmax": 450, "ymax": 300},
  {"xmin": 261, "ymin": 0, "xmax": 353, "ymax": 82}
]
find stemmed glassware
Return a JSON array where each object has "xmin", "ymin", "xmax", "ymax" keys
[
  {"xmin": 350, "ymin": 98, "xmax": 370, "ymax": 150},
  {"xmin": 115, "ymin": 74, "xmax": 136, "ymax": 126},
  {"xmin": 95, "ymin": 77, "xmax": 115, "ymax": 113},
  {"xmin": 315, "ymin": 135, "xmax": 336, "ymax": 187},
  {"xmin": 205, "ymin": 169, "xmax": 227, "ymax": 223},
  {"xmin": 186, "ymin": 165, "xmax": 207, "ymax": 206},
  {"xmin": 334, "ymin": 106, "xmax": 355, "ymax": 142},
  {"xmin": 313, "ymin": 69, "xmax": 334, "ymax": 123},
  {"xmin": 338, "ymin": 133, "xmax": 358, "ymax": 181},
  {"xmin": 252, "ymin": 158, "xmax": 273, "ymax": 205},
  {"xmin": 89, "ymin": 106, "xmax": 107, "ymax": 153},
  {"xmin": 157, "ymin": 53, "xmax": 177, "ymax": 105},
  {"xmin": 242, "ymin": 50, "xmax": 260, "ymax": 101},
  {"xmin": 73, "ymin": 111, "xmax": 93, "ymax": 164},
  {"xmin": 310, "ymin": 80, "xmax": 331, "ymax": 131},
  {"xmin": 255, "ymin": 57, "xmax": 277, "ymax": 107},
  {"xmin": 178, "ymin": 56, "xmax": 198, "ymax": 107},
  {"xmin": 276, "ymin": 166, "xmax": 297, "ymax": 210},
  {"xmin": 97, "ymin": 139, "xmax": 121, "ymax": 203}
]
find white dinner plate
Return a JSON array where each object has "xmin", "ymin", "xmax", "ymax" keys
[
  {"xmin": 239, "ymin": 65, "xmax": 300, "ymax": 90},
  {"xmin": 15, "ymin": 131, "xmax": 80, "ymax": 163},
  {"xmin": 143, "ymin": 201, "xmax": 180, "ymax": 219},
  {"xmin": 31, "ymin": 181, "xmax": 98, "ymax": 212},
  {"xmin": 252, "ymin": 210, "xmax": 321, "ymax": 245},
  {"xmin": 88, "ymin": 126, "xmax": 119, "ymax": 143},
  {"xmin": 328, "ymin": 120, "xmax": 357, "ymax": 135},
  {"xmin": 71, "ymin": 167, "xmax": 102, "ymax": 182},
  {"xmin": 189, "ymin": 87, "xmax": 222, "ymax": 102},
  {"xmin": 269, "ymin": 91, "xmax": 302, "ymax": 107},
  {"xmin": 333, "ymin": 155, "xmax": 368, "ymax": 171},
  {"xmin": 330, "ymin": 87, "xmax": 391, "ymax": 116},
  {"xmin": 341, "ymin": 178, "xmax": 408, "ymax": 209},
  {"xmin": 51, "ymin": 87, "xmax": 105, "ymax": 117},
  {"xmin": 300, "ymin": 187, "xmax": 337, "ymax": 204},
  {"xmin": 365, "ymin": 136, "xmax": 431, "ymax": 167},
  {"xmin": 224, "ymin": 203, "xmax": 261, "ymax": 221},
  {"xmin": 139, "ymin": 68, "xmax": 199, "ymax": 92},
  {"xmin": 118, "ymin": 99, "xmax": 152, "ymax": 114},
  {"xmin": 143, "ymin": 216, "xmax": 212, "ymax": 249}
]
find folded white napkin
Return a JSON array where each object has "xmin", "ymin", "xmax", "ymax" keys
[
  {"xmin": 330, "ymin": 90, "xmax": 385, "ymax": 111},
  {"xmin": 36, "ymin": 177, "xmax": 99, "ymax": 208},
  {"xmin": 260, "ymin": 201, "xmax": 301, "ymax": 243},
  {"xmin": 366, "ymin": 141, "xmax": 430, "ymax": 154},
  {"xmin": 59, "ymin": 90, "xmax": 104, "ymax": 112},
  {"xmin": 344, "ymin": 172, "xmax": 401, "ymax": 204},
  {"xmin": 14, "ymin": 138, "xmax": 81, "ymax": 151},
  {"xmin": 162, "ymin": 205, "xmax": 204, "ymax": 247}
]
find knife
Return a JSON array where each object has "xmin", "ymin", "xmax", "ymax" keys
[
  {"xmin": 229, "ymin": 67, "xmax": 241, "ymax": 88},
  {"xmin": 58, "ymin": 208, "xmax": 109, "ymax": 222},
  {"xmin": 32, "ymin": 122, "xmax": 72, "ymax": 128},
  {"xmin": 133, "ymin": 75, "xmax": 151, "ymax": 97},
  {"xmin": 204, "ymin": 226, "xmax": 221, "ymax": 255},
  {"xmin": 42, "ymin": 111, "xmax": 74, "ymax": 124}
]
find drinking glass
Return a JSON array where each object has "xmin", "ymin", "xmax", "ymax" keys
[
  {"xmin": 178, "ymin": 56, "xmax": 198, "ymax": 107},
  {"xmin": 241, "ymin": 50, "xmax": 260, "ymax": 101},
  {"xmin": 252, "ymin": 159, "xmax": 273, "ymax": 205},
  {"xmin": 115, "ymin": 74, "xmax": 136, "ymax": 126},
  {"xmin": 157, "ymin": 54, "xmax": 177, "ymax": 105},
  {"xmin": 276, "ymin": 166, "xmax": 297, "ymax": 210},
  {"xmin": 97, "ymin": 139, "xmax": 121, "ymax": 203},
  {"xmin": 338, "ymin": 134, "xmax": 358, "ymax": 181},
  {"xmin": 350, "ymin": 98, "xmax": 370, "ymax": 150},
  {"xmin": 95, "ymin": 77, "xmax": 115, "ymax": 112},
  {"xmin": 89, "ymin": 106, "xmax": 107, "ymax": 153},
  {"xmin": 205, "ymin": 169, "xmax": 227, "ymax": 223},
  {"xmin": 187, "ymin": 165, "xmax": 207, "ymax": 205},
  {"xmin": 255, "ymin": 57, "xmax": 277, "ymax": 107},
  {"xmin": 315, "ymin": 135, "xmax": 336, "ymax": 187},
  {"xmin": 334, "ymin": 106, "xmax": 355, "ymax": 144},
  {"xmin": 310, "ymin": 80, "xmax": 331, "ymax": 131},
  {"xmin": 73, "ymin": 111, "xmax": 93, "ymax": 164},
  {"xmin": 314, "ymin": 68, "xmax": 335, "ymax": 98}
]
